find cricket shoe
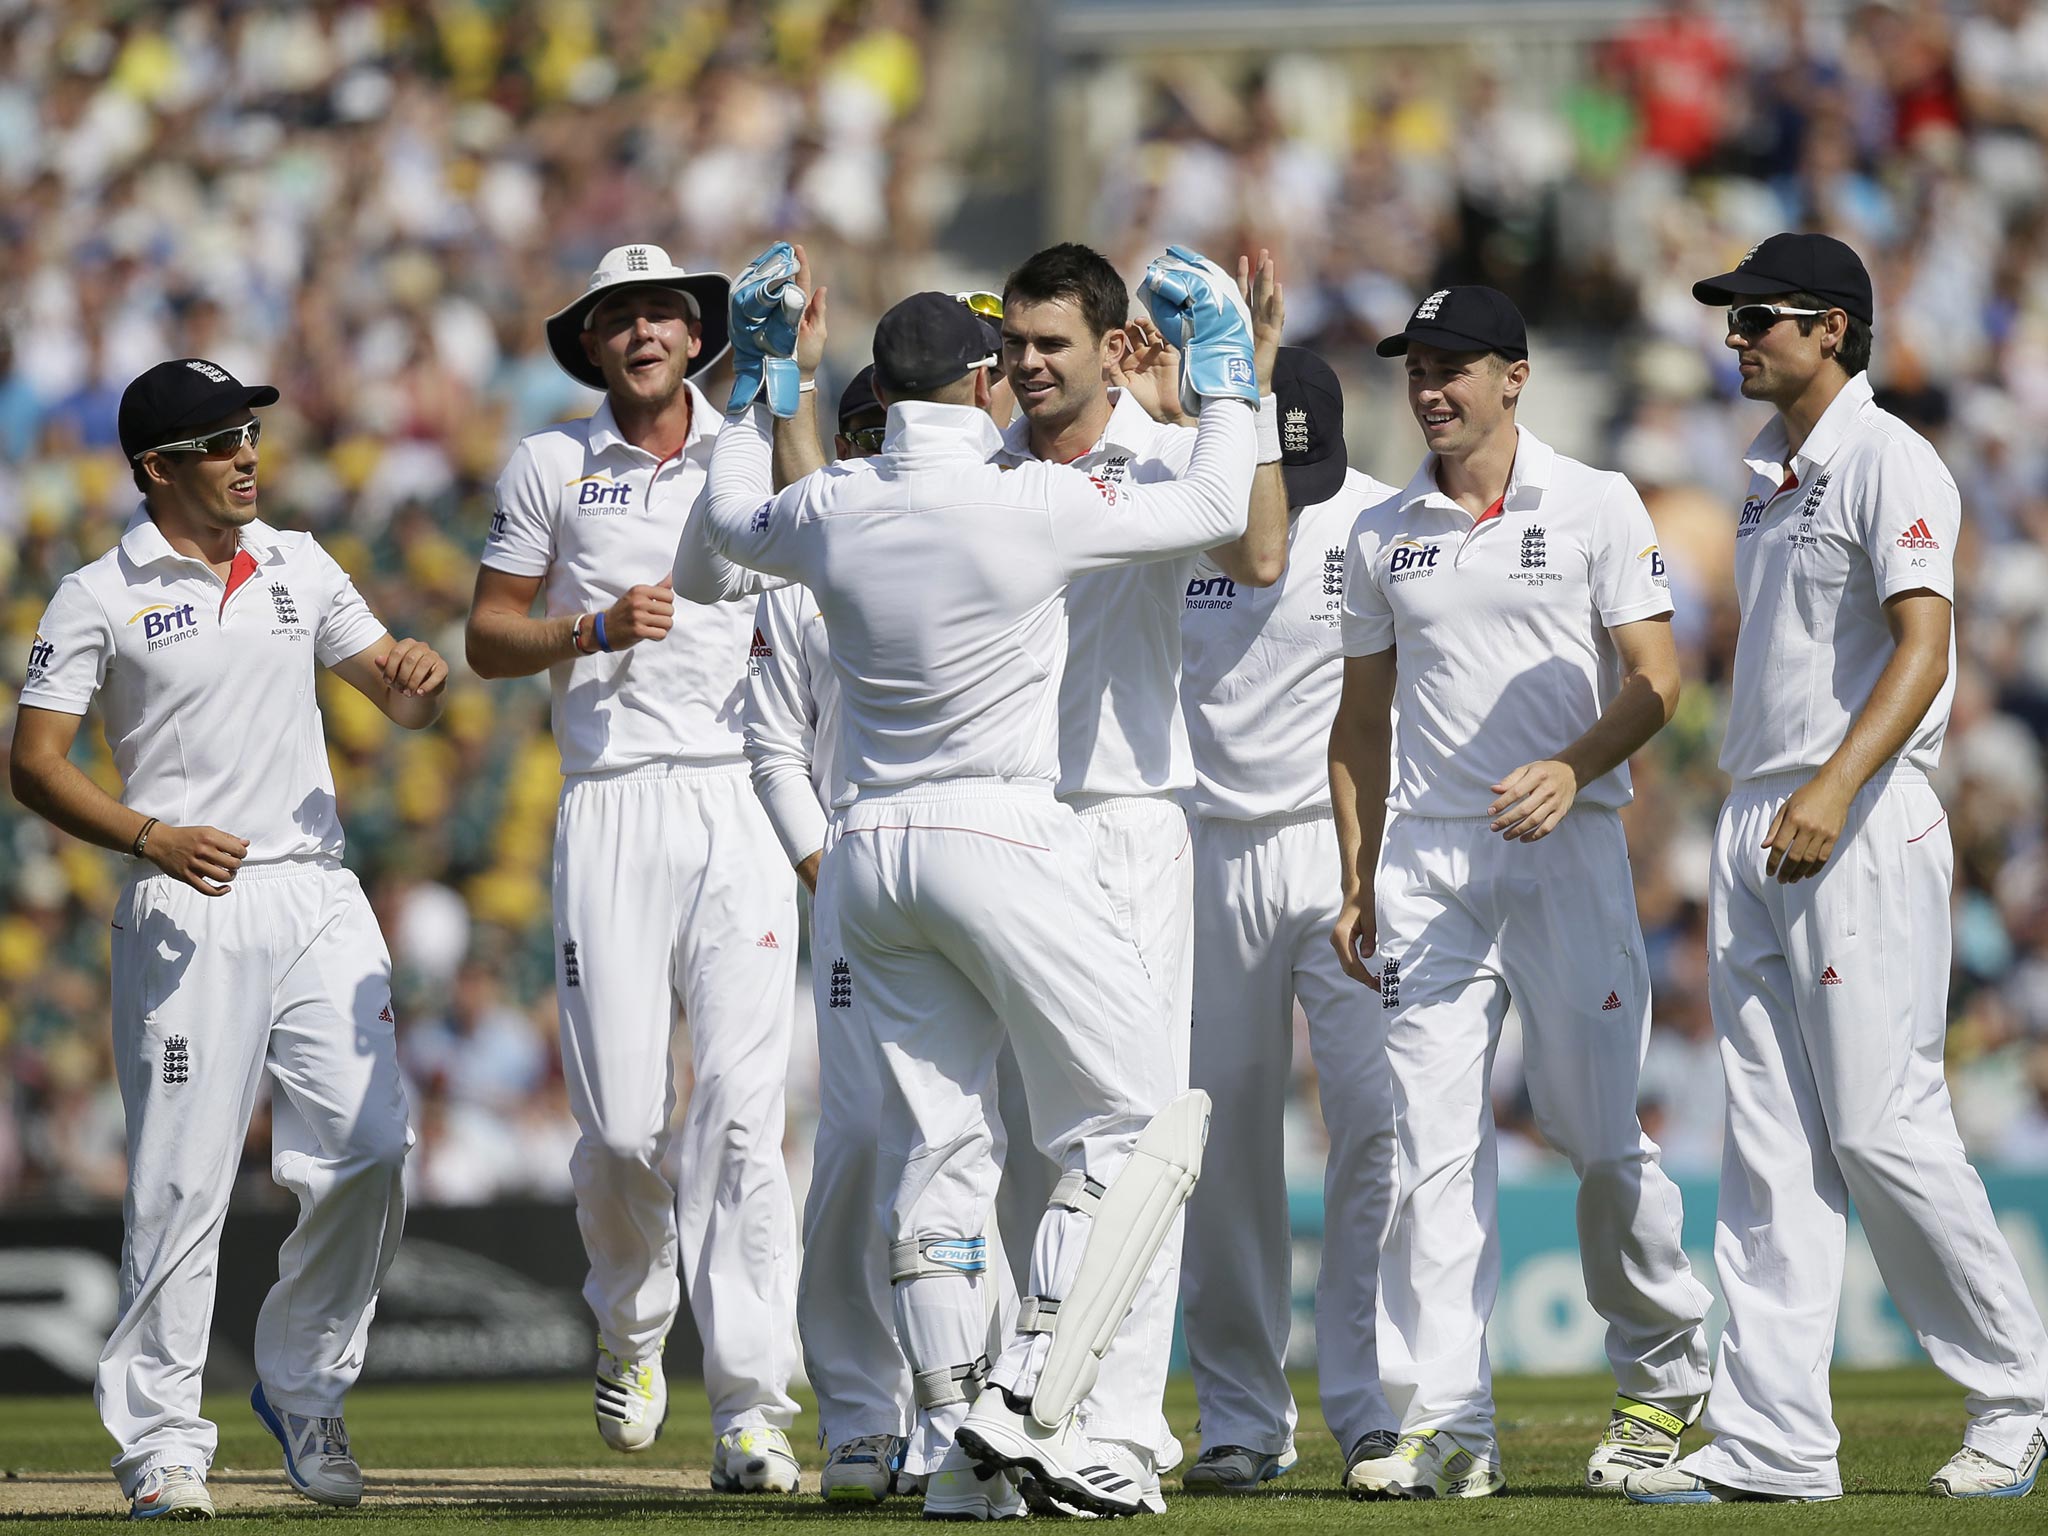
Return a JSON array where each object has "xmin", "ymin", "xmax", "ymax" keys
[
  {"xmin": 1021, "ymin": 1443, "xmax": 1166, "ymax": 1516},
  {"xmin": 821, "ymin": 1432, "xmax": 907, "ymax": 1504},
  {"xmin": 1345, "ymin": 1428, "xmax": 1503, "ymax": 1501},
  {"xmin": 1585, "ymin": 1397, "xmax": 1691, "ymax": 1491},
  {"xmin": 250, "ymin": 1383, "xmax": 362, "ymax": 1507},
  {"xmin": 712, "ymin": 1426, "xmax": 802, "ymax": 1493},
  {"xmin": 923, "ymin": 1440, "xmax": 1025, "ymax": 1520},
  {"xmin": 593, "ymin": 1339, "xmax": 666, "ymax": 1452},
  {"xmin": 1181, "ymin": 1442, "xmax": 1300, "ymax": 1493},
  {"xmin": 128, "ymin": 1464, "xmax": 214, "ymax": 1521},
  {"xmin": 956, "ymin": 1390, "xmax": 1148, "ymax": 1517},
  {"xmin": 1929, "ymin": 1430, "xmax": 2044, "ymax": 1499},
  {"xmin": 1622, "ymin": 1466, "xmax": 1836, "ymax": 1503}
]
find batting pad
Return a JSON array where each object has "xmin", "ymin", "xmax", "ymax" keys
[{"xmin": 1028, "ymin": 1089, "xmax": 1210, "ymax": 1428}]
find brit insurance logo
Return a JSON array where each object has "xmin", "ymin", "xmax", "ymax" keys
[
  {"xmin": 26, "ymin": 631, "xmax": 54, "ymax": 685},
  {"xmin": 1185, "ymin": 573, "xmax": 1236, "ymax": 610},
  {"xmin": 1639, "ymin": 543, "xmax": 1670, "ymax": 588},
  {"xmin": 1737, "ymin": 492, "xmax": 1768, "ymax": 538},
  {"xmin": 128, "ymin": 602, "xmax": 200, "ymax": 652},
  {"xmin": 563, "ymin": 471, "xmax": 634, "ymax": 515},
  {"xmin": 1386, "ymin": 536, "xmax": 1442, "ymax": 582}
]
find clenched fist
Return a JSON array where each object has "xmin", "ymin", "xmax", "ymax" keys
[
  {"xmin": 605, "ymin": 577, "xmax": 675, "ymax": 649},
  {"xmin": 372, "ymin": 637, "xmax": 450, "ymax": 699}
]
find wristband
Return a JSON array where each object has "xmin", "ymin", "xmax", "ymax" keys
[
  {"xmin": 798, "ymin": 379, "xmax": 816, "ymax": 394},
  {"xmin": 132, "ymin": 817, "xmax": 158, "ymax": 859},
  {"xmin": 1254, "ymin": 392, "xmax": 1282, "ymax": 465},
  {"xmin": 571, "ymin": 613, "xmax": 592, "ymax": 655},
  {"xmin": 594, "ymin": 611, "xmax": 611, "ymax": 652}
]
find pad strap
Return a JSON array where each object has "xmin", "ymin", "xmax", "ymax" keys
[
  {"xmin": 913, "ymin": 1354, "xmax": 990, "ymax": 1410},
  {"xmin": 1017, "ymin": 1295, "xmax": 1060, "ymax": 1335},
  {"xmin": 1049, "ymin": 1169, "xmax": 1105, "ymax": 1216},
  {"xmin": 889, "ymin": 1235, "xmax": 988, "ymax": 1284}
]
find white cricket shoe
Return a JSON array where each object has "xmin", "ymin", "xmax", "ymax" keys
[
  {"xmin": 955, "ymin": 1390, "xmax": 1148, "ymax": 1517},
  {"xmin": 1182, "ymin": 1441, "xmax": 1300, "ymax": 1493},
  {"xmin": 1622, "ymin": 1465, "xmax": 1836, "ymax": 1503},
  {"xmin": 923, "ymin": 1439, "xmax": 1025, "ymax": 1520},
  {"xmin": 1345, "ymin": 1428, "xmax": 1503, "ymax": 1501},
  {"xmin": 593, "ymin": 1340, "xmax": 667, "ymax": 1452},
  {"xmin": 128, "ymin": 1464, "xmax": 214, "ymax": 1521},
  {"xmin": 1585, "ymin": 1398, "xmax": 1690, "ymax": 1491},
  {"xmin": 1929, "ymin": 1430, "xmax": 2044, "ymax": 1499},
  {"xmin": 821, "ymin": 1433, "xmax": 906, "ymax": 1504},
  {"xmin": 713, "ymin": 1426, "xmax": 802, "ymax": 1493},
  {"xmin": 249, "ymin": 1383, "xmax": 363, "ymax": 1507},
  {"xmin": 1343, "ymin": 1430, "xmax": 1399, "ymax": 1484}
]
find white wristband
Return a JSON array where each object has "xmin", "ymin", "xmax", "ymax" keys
[
  {"xmin": 1254, "ymin": 393, "xmax": 1282, "ymax": 464},
  {"xmin": 798, "ymin": 379, "xmax": 817, "ymax": 394}
]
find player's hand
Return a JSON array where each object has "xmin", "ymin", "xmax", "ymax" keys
[
  {"xmin": 1764, "ymin": 771, "xmax": 1852, "ymax": 883},
  {"xmin": 792, "ymin": 243, "xmax": 829, "ymax": 378},
  {"xmin": 605, "ymin": 577, "xmax": 675, "ymax": 648},
  {"xmin": 1110, "ymin": 316, "xmax": 1186, "ymax": 426},
  {"xmin": 147, "ymin": 823, "xmax": 249, "ymax": 897},
  {"xmin": 1331, "ymin": 894, "xmax": 1380, "ymax": 987},
  {"xmin": 372, "ymin": 637, "xmax": 449, "ymax": 699},
  {"xmin": 795, "ymin": 850, "xmax": 821, "ymax": 894},
  {"xmin": 1490, "ymin": 759, "xmax": 1577, "ymax": 842},
  {"xmin": 1237, "ymin": 248, "xmax": 1285, "ymax": 392}
]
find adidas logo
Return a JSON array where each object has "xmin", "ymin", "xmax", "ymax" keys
[
  {"xmin": 750, "ymin": 626, "xmax": 773, "ymax": 658},
  {"xmin": 1601, "ymin": 991, "xmax": 1622, "ymax": 1011},
  {"xmin": 1820, "ymin": 965, "xmax": 1843, "ymax": 985},
  {"xmin": 1896, "ymin": 518, "xmax": 1940, "ymax": 549},
  {"xmin": 756, "ymin": 931, "xmax": 779, "ymax": 949},
  {"xmin": 378, "ymin": 1003, "xmax": 395, "ymax": 1023}
]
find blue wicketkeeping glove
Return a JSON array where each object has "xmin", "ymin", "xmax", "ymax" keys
[
  {"xmin": 1139, "ymin": 244, "xmax": 1258, "ymax": 416},
  {"xmin": 727, "ymin": 242, "xmax": 808, "ymax": 417}
]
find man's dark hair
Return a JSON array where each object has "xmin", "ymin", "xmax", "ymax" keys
[
  {"xmin": 1787, "ymin": 290, "xmax": 1871, "ymax": 377},
  {"xmin": 1002, "ymin": 243, "xmax": 1129, "ymax": 342}
]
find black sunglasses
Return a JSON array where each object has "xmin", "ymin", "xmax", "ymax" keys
[
  {"xmin": 842, "ymin": 425, "xmax": 887, "ymax": 454},
  {"xmin": 1726, "ymin": 304, "xmax": 1830, "ymax": 340}
]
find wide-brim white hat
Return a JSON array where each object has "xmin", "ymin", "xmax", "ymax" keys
[{"xmin": 545, "ymin": 243, "xmax": 732, "ymax": 388}]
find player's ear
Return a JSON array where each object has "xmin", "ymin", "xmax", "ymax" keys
[
  {"xmin": 686, "ymin": 316, "xmax": 704, "ymax": 359},
  {"xmin": 1501, "ymin": 357, "xmax": 1531, "ymax": 404},
  {"xmin": 581, "ymin": 330, "xmax": 602, "ymax": 369},
  {"xmin": 1101, "ymin": 322, "xmax": 1130, "ymax": 374},
  {"xmin": 973, "ymin": 367, "xmax": 993, "ymax": 411}
]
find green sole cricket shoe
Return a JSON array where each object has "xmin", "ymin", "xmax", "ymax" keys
[{"xmin": 1345, "ymin": 1429, "xmax": 1504, "ymax": 1500}]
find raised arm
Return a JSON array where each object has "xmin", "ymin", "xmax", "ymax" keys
[{"xmin": 1048, "ymin": 397, "xmax": 1256, "ymax": 571}]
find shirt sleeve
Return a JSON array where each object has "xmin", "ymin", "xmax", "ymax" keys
[
  {"xmin": 744, "ymin": 586, "xmax": 831, "ymax": 867},
  {"xmin": 1340, "ymin": 519, "xmax": 1395, "ymax": 657},
  {"xmin": 675, "ymin": 470, "xmax": 790, "ymax": 604},
  {"xmin": 17, "ymin": 573, "xmax": 114, "ymax": 715},
  {"xmin": 1047, "ymin": 399, "xmax": 1254, "ymax": 572},
  {"xmin": 1590, "ymin": 474, "xmax": 1677, "ymax": 628},
  {"xmin": 480, "ymin": 437, "xmax": 556, "ymax": 578},
  {"xmin": 311, "ymin": 539, "xmax": 389, "ymax": 667},
  {"xmin": 1857, "ymin": 432, "xmax": 1959, "ymax": 604},
  {"xmin": 703, "ymin": 406, "xmax": 810, "ymax": 584}
]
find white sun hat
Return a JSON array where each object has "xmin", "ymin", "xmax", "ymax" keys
[{"xmin": 545, "ymin": 243, "xmax": 732, "ymax": 388}]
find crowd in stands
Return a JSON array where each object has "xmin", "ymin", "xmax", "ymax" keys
[{"xmin": 8, "ymin": 0, "xmax": 2048, "ymax": 1208}]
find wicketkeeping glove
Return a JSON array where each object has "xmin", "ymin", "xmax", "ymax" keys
[
  {"xmin": 727, "ymin": 241, "xmax": 808, "ymax": 417},
  {"xmin": 1139, "ymin": 244, "xmax": 1258, "ymax": 416}
]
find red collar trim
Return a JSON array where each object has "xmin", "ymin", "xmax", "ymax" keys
[{"xmin": 220, "ymin": 548, "xmax": 260, "ymax": 615}]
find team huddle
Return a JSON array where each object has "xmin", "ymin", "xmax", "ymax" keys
[{"xmin": 11, "ymin": 226, "xmax": 2046, "ymax": 1520}]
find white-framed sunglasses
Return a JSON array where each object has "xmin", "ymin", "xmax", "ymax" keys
[
  {"xmin": 133, "ymin": 418, "xmax": 262, "ymax": 462},
  {"xmin": 1726, "ymin": 303, "xmax": 1830, "ymax": 340}
]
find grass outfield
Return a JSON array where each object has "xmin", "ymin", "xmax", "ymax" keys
[{"xmin": 0, "ymin": 1369, "xmax": 2036, "ymax": 1529}]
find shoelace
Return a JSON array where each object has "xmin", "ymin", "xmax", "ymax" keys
[
  {"xmin": 1604, "ymin": 1414, "xmax": 1668, "ymax": 1447},
  {"xmin": 1946, "ymin": 1446, "xmax": 2009, "ymax": 1475},
  {"xmin": 1391, "ymin": 1432, "xmax": 1437, "ymax": 1464},
  {"xmin": 831, "ymin": 1433, "xmax": 896, "ymax": 1464},
  {"xmin": 1196, "ymin": 1445, "xmax": 1255, "ymax": 1464},
  {"xmin": 314, "ymin": 1417, "xmax": 350, "ymax": 1460}
]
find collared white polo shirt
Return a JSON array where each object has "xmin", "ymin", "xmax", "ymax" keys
[
  {"xmin": 20, "ymin": 510, "xmax": 386, "ymax": 862},
  {"xmin": 1182, "ymin": 467, "xmax": 1398, "ymax": 822},
  {"xmin": 994, "ymin": 389, "xmax": 1198, "ymax": 800},
  {"xmin": 1719, "ymin": 371, "xmax": 1959, "ymax": 783},
  {"xmin": 482, "ymin": 380, "xmax": 755, "ymax": 777},
  {"xmin": 1342, "ymin": 425, "xmax": 1673, "ymax": 818}
]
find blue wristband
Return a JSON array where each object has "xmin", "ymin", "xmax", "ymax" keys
[{"xmin": 594, "ymin": 612, "xmax": 611, "ymax": 652}]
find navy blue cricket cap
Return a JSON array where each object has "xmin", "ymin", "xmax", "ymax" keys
[
  {"xmin": 1693, "ymin": 232, "xmax": 1873, "ymax": 325},
  {"xmin": 1376, "ymin": 286, "xmax": 1528, "ymax": 362},
  {"xmin": 872, "ymin": 292, "xmax": 997, "ymax": 396},
  {"xmin": 119, "ymin": 358, "xmax": 278, "ymax": 461},
  {"xmin": 1273, "ymin": 347, "xmax": 1348, "ymax": 510},
  {"xmin": 837, "ymin": 365, "xmax": 882, "ymax": 428}
]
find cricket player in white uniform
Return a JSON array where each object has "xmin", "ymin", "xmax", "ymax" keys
[
  {"xmin": 1625, "ymin": 234, "xmax": 2047, "ymax": 1505},
  {"xmin": 11, "ymin": 360, "xmax": 443, "ymax": 1519},
  {"xmin": 699, "ymin": 261, "xmax": 1257, "ymax": 1517},
  {"xmin": 463, "ymin": 245, "xmax": 802, "ymax": 1492},
  {"xmin": 1178, "ymin": 347, "xmax": 1402, "ymax": 1493},
  {"xmin": 1328, "ymin": 287, "xmax": 1714, "ymax": 1500}
]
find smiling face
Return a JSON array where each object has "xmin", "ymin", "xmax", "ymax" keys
[
  {"xmin": 1404, "ymin": 343, "xmax": 1527, "ymax": 461},
  {"xmin": 139, "ymin": 410, "xmax": 262, "ymax": 529},
  {"xmin": 1000, "ymin": 295, "xmax": 1124, "ymax": 434},
  {"xmin": 582, "ymin": 287, "xmax": 702, "ymax": 410}
]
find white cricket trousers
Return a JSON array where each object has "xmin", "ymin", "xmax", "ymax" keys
[
  {"xmin": 1183, "ymin": 810, "xmax": 1396, "ymax": 1457},
  {"xmin": 1067, "ymin": 791, "xmax": 1193, "ymax": 1469},
  {"xmin": 99, "ymin": 860, "xmax": 410, "ymax": 1498},
  {"xmin": 1374, "ymin": 808, "xmax": 1712, "ymax": 1447},
  {"xmin": 819, "ymin": 781, "xmax": 1181, "ymax": 1472},
  {"xmin": 553, "ymin": 762, "xmax": 800, "ymax": 1434},
  {"xmin": 1683, "ymin": 769, "xmax": 2047, "ymax": 1498}
]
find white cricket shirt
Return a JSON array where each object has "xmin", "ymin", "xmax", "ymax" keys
[
  {"xmin": 1719, "ymin": 371, "xmax": 1959, "ymax": 783},
  {"xmin": 703, "ymin": 398, "xmax": 1254, "ymax": 795},
  {"xmin": 744, "ymin": 581, "xmax": 837, "ymax": 865},
  {"xmin": 993, "ymin": 390, "xmax": 1198, "ymax": 799},
  {"xmin": 481, "ymin": 381, "xmax": 755, "ymax": 777},
  {"xmin": 1342, "ymin": 425, "xmax": 1673, "ymax": 818},
  {"xmin": 19, "ymin": 511, "xmax": 386, "ymax": 863},
  {"xmin": 1182, "ymin": 467, "xmax": 1399, "ymax": 822}
]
